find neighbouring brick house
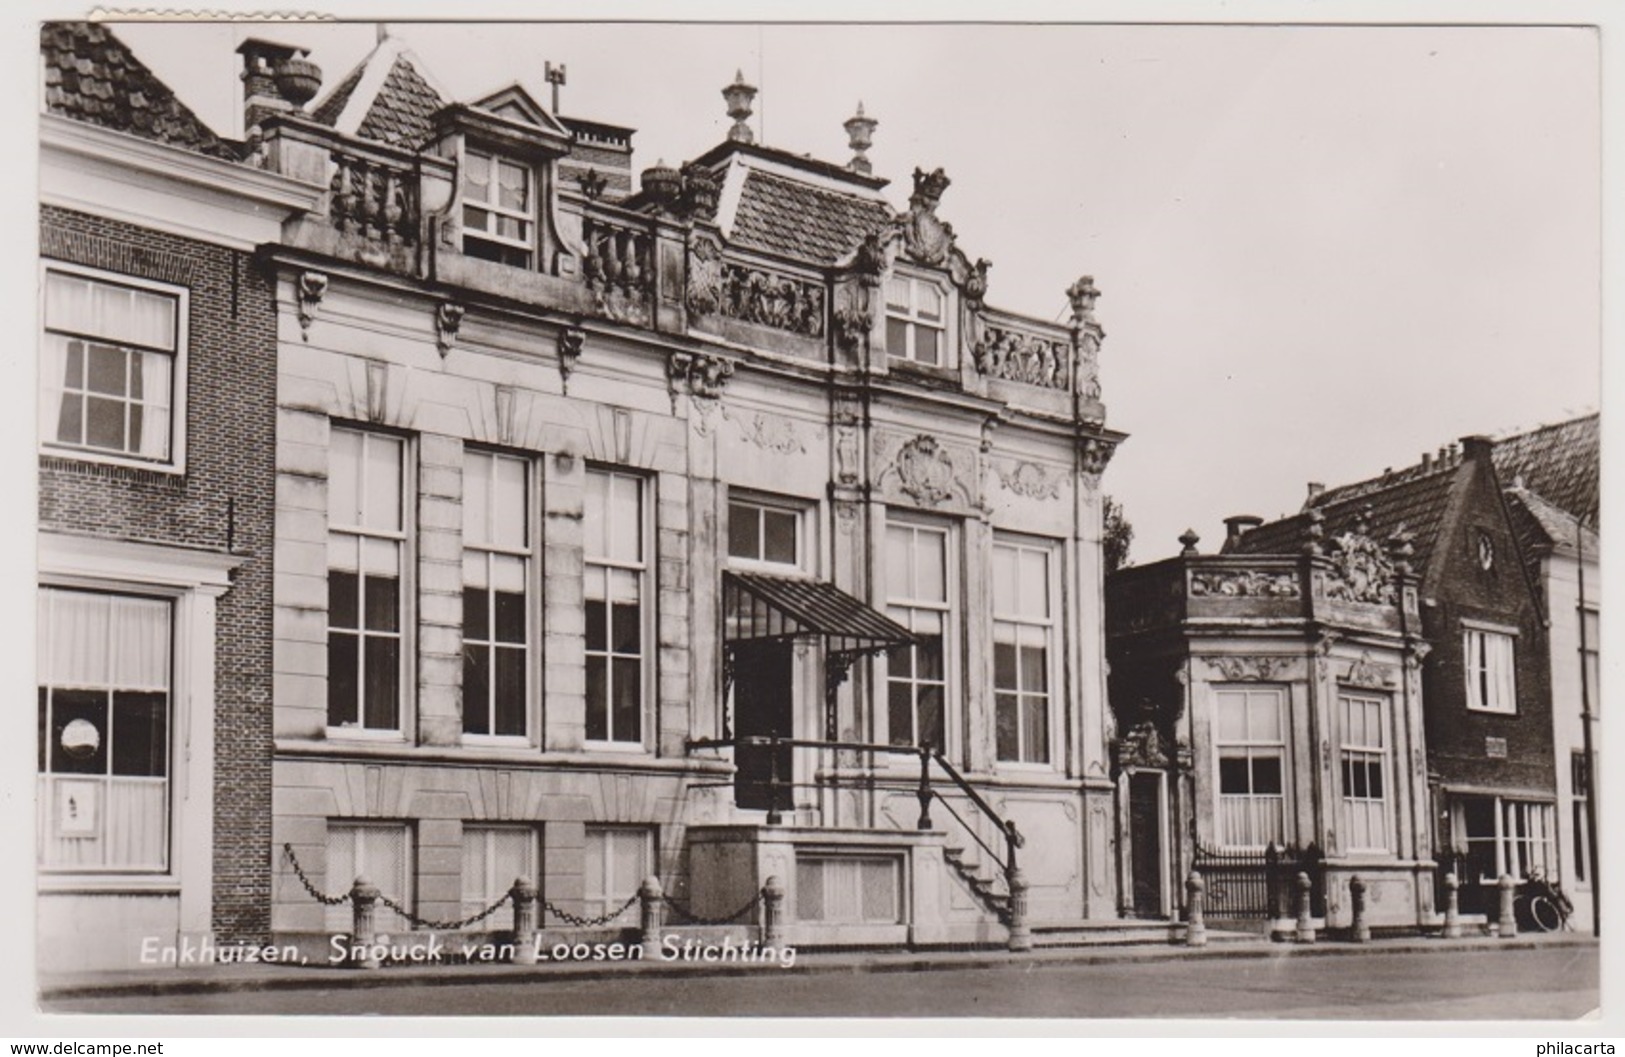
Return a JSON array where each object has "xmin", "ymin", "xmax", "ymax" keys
[
  {"xmin": 36, "ymin": 23, "xmax": 322, "ymax": 971},
  {"xmin": 1493, "ymin": 414, "xmax": 1600, "ymax": 931},
  {"xmin": 1226, "ymin": 434, "xmax": 1561, "ymax": 919},
  {"xmin": 241, "ymin": 29, "xmax": 1129, "ymax": 953}
]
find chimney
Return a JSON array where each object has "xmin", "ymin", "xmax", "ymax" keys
[
  {"xmin": 1460, "ymin": 435, "xmax": 1494, "ymax": 463},
  {"xmin": 1222, "ymin": 515, "xmax": 1263, "ymax": 552},
  {"xmin": 844, "ymin": 101, "xmax": 878, "ymax": 175},
  {"xmin": 1421, "ymin": 451, "xmax": 1433, "ymax": 470},
  {"xmin": 1306, "ymin": 482, "xmax": 1325, "ymax": 502},
  {"xmin": 722, "ymin": 70, "xmax": 758, "ymax": 145},
  {"xmin": 237, "ymin": 38, "xmax": 321, "ymax": 134}
]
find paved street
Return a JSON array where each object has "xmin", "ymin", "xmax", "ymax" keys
[{"xmin": 44, "ymin": 944, "xmax": 1598, "ymax": 1020}]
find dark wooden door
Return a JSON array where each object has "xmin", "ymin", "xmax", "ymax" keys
[
  {"xmin": 733, "ymin": 643, "xmax": 794, "ymax": 812},
  {"xmin": 1129, "ymin": 771, "xmax": 1165, "ymax": 917}
]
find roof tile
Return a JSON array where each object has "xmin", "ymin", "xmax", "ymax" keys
[{"xmin": 730, "ymin": 169, "xmax": 893, "ymax": 264}]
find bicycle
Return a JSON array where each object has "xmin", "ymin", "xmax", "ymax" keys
[{"xmin": 1514, "ymin": 871, "xmax": 1573, "ymax": 932}]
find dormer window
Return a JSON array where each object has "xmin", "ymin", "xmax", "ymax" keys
[
  {"xmin": 886, "ymin": 273, "xmax": 949, "ymax": 368},
  {"xmin": 462, "ymin": 148, "xmax": 533, "ymax": 268}
]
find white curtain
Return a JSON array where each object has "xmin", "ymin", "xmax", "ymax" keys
[
  {"xmin": 45, "ymin": 272, "xmax": 175, "ymax": 350},
  {"xmin": 136, "ymin": 350, "xmax": 172, "ymax": 459}
]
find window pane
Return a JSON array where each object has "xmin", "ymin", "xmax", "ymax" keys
[
  {"xmin": 915, "ymin": 327, "xmax": 939, "ymax": 365},
  {"xmin": 583, "ymin": 472, "xmax": 607, "ymax": 559},
  {"xmin": 86, "ymin": 343, "xmax": 127, "ymax": 396},
  {"xmin": 493, "ymin": 588, "xmax": 525, "ymax": 644},
  {"xmin": 886, "ymin": 641, "xmax": 914, "ymax": 679},
  {"xmin": 888, "ymin": 684, "xmax": 914, "ymax": 747},
  {"xmin": 462, "ymin": 646, "xmax": 490, "ymax": 735},
  {"xmin": 363, "ymin": 573, "xmax": 399, "ymax": 632},
  {"xmin": 1020, "ymin": 645, "xmax": 1048, "ymax": 693},
  {"xmin": 916, "ymin": 530, "xmax": 946, "ymax": 603},
  {"xmin": 763, "ymin": 509, "xmax": 797, "ymax": 564},
  {"xmin": 464, "ymin": 452, "xmax": 491, "ymax": 545},
  {"xmin": 330, "ymin": 429, "xmax": 362, "ymax": 526},
  {"xmin": 612, "ymin": 657, "xmax": 641, "ymax": 741},
  {"xmin": 1217, "ymin": 694, "xmax": 1247, "ymax": 742},
  {"xmin": 55, "ymin": 390, "xmax": 83, "ymax": 445},
  {"xmin": 995, "ymin": 694, "xmax": 1020, "ymax": 761},
  {"xmin": 48, "ymin": 690, "xmax": 108, "ymax": 774},
  {"xmin": 1367, "ymin": 760, "xmax": 1383, "ymax": 799},
  {"xmin": 364, "ymin": 435, "xmax": 403, "ymax": 531},
  {"xmin": 992, "ymin": 546, "xmax": 1017, "ymax": 614},
  {"xmin": 84, "ymin": 396, "xmax": 125, "ymax": 450},
  {"xmin": 585, "ymin": 599, "xmax": 607, "ymax": 652},
  {"xmin": 886, "ymin": 526, "xmax": 912, "ymax": 600},
  {"xmin": 1248, "ymin": 692, "xmax": 1282, "ymax": 742},
  {"xmin": 915, "ymin": 635, "xmax": 944, "ymax": 681},
  {"xmin": 110, "ymin": 692, "xmax": 166, "ymax": 777},
  {"xmin": 327, "ymin": 633, "xmax": 358, "ymax": 726},
  {"xmin": 917, "ymin": 284, "xmax": 942, "ymax": 320},
  {"xmin": 494, "ymin": 456, "xmax": 527, "ymax": 548},
  {"xmin": 610, "ymin": 475, "xmax": 642, "ymax": 562},
  {"xmin": 585, "ymin": 656, "xmax": 608, "ymax": 740},
  {"xmin": 494, "ymin": 647, "xmax": 526, "ymax": 736},
  {"xmin": 886, "ymin": 318, "xmax": 909, "ymax": 359},
  {"xmin": 918, "ymin": 685, "xmax": 944, "ymax": 752},
  {"xmin": 362, "ymin": 637, "xmax": 400, "ymax": 729},
  {"xmin": 611, "ymin": 600, "xmax": 641, "ymax": 654},
  {"xmin": 1022, "ymin": 696, "xmax": 1049, "ymax": 762},
  {"xmin": 463, "ymin": 585, "xmax": 489, "ymax": 642},
  {"xmin": 1219, "ymin": 756, "xmax": 1250, "ymax": 795},
  {"xmin": 994, "ymin": 641, "xmax": 1017, "ymax": 691},
  {"xmin": 885, "ymin": 277, "xmax": 910, "ymax": 311},
  {"xmin": 728, "ymin": 502, "xmax": 759, "ymax": 560},
  {"xmin": 1251, "ymin": 756, "xmax": 1283, "ymax": 795}
]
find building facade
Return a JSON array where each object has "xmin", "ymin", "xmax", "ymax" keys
[
  {"xmin": 37, "ymin": 24, "xmax": 321, "ymax": 971},
  {"xmin": 1106, "ymin": 520, "xmax": 1437, "ymax": 932},
  {"xmin": 242, "ymin": 33, "xmax": 1127, "ymax": 949}
]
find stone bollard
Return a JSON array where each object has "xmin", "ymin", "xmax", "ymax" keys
[
  {"xmin": 1006, "ymin": 867, "xmax": 1033, "ymax": 953},
  {"xmin": 350, "ymin": 875, "xmax": 381, "ymax": 969},
  {"xmin": 510, "ymin": 876, "xmax": 538, "ymax": 965},
  {"xmin": 639, "ymin": 876, "xmax": 665, "ymax": 959},
  {"xmin": 1349, "ymin": 875, "xmax": 1370, "ymax": 943},
  {"xmin": 1185, "ymin": 871, "xmax": 1208, "ymax": 948},
  {"xmin": 1295, "ymin": 871, "xmax": 1317, "ymax": 944},
  {"xmin": 762, "ymin": 875, "xmax": 785, "ymax": 947},
  {"xmin": 1497, "ymin": 874, "xmax": 1517, "ymax": 939},
  {"xmin": 1442, "ymin": 872, "xmax": 1462, "ymax": 939}
]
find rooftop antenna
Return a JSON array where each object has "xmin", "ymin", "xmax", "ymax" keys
[
  {"xmin": 545, "ymin": 61, "xmax": 567, "ymax": 114},
  {"xmin": 757, "ymin": 25, "xmax": 765, "ymax": 144},
  {"xmin": 377, "ymin": 23, "xmax": 389, "ymax": 45}
]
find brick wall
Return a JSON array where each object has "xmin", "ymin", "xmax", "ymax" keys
[{"xmin": 40, "ymin": 206, "xmax": 277, "ymax": 942}]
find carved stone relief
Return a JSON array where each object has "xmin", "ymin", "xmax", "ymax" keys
[
  {"xmin": 1342, "ymin": 651, "xmax": 1398, "ymax": 689},
  {"xmin": 666, "ymin": 350, "xmax": 733, "ymax": 431},
  {"xmin": 719, "ymin": 263, "xmax": 825, "ymax": 338},
  {"xmin": 685, "ymin": 234, "xmax": 722, "ymax": 317},
  {"xmin": 880, "ymin": 434, "xmax": 969, "ymax": 509},
  {"xmin": 556, "ymin": 326, "xmax": 585, "ymax": 394},
  {"xmin": 899, "ymin": 167, "xmax": 955, "ymax": 265},
  {"xmin": 1188, "ymin": 568, "xmax": 1301, "ymax": 598},
  {"xmin": 725, "ymin": 407, "xmax": 810, "ymax": 454},
  {"xmin": 1324, "ymin": 528, "xmax": 1398, "ymax": 604},
  {"xmin": 434, "ymin": 302, "xmax": 464, "ymax": 357},
  {"xmin": 972, "ymin": 325, "xmax": 1071, "ymax": 390},
  {"xmin": 296, "ymin": 270, "xmax": 327, "ymax": 339},
  {"xmin": 1203, "ymin": 655, "xmax": 1293, "ymax": 681},
  {"xmin": 994, "ymin": 460, "xmax": 1064, "ymax": 501}
]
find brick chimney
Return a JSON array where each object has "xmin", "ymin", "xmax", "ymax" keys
[
  {"xmin": 1306, "ymin": 481, "xmax": 1325, "ymax": 502},
  {"xmin": 237, "ymin": 38, "xmax": 320, "ymax": 134},
  {"xmin": 1222, "ymin": 515, "xmax": 1263, "ymax": 552},
  {"xmin": 1460, "ymin": 435, "xmax": 1494, "ymax": 463}
]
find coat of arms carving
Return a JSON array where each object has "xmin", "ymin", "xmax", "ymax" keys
[{"xmin": 900, "ymin": 167, "xmax": 955, "ymax": 265}]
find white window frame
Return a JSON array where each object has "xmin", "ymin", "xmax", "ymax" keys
[
  {"xmin": 1213, "ymin": 685, "xmax": 1290, "ymax": 850},
  {"xmin": 991, "ymin": 534, "xmax": 1060, "ymax": 768},
  {"xmin": 794, "ymin": 853, "xmax": 904, "ymax": 924},
  {"xmin": 885, "ymin": 271, "xmax": 953, "ymax": 369},
  {"xmin": 460, "ymin": 823, "xmax": 540, "ymax": 922},
  {"xmin": 460, "ymin": 144, "xmax": 535, "ymax": 267},
  {"xmin": 326, "ymin": 426, "xmax": 411, "ymax": 740},
  {"xmin": 725, "ymin": 492, "xmax": 813, "ymax": 575},
  {"xmin": 1463, "ymin": 623, "xmax": 1518, "ymax": 714},
  {"xmin": 39, "ymin": 261, "xmax": 189, "ymax": 474},
  {"xmin": 1570, "ymin": 752, "xmax": 1591, "ymax": 886},
  {"xmin": 882, "ymin": 517, "xmax": 956, "ymax": 754},
  {"xmin": 1453, "ymin": 795, "xmax": 1558, "ymax": 883},
  {"xmin": 583, "ymin": 825, "xmax": 653, "ymax": 924},
  {"xmin": 1338, "ymin": 692, "xmax": 1392, "ymax": 855},
  {"xmin": 582, "ymin": 467, "xmax": 652, "ymax": 751},
  {"xmin": 461, "ymin": 449, "xmax": 534, "ymax": 745},
  {"xmin": 37, "ymin": 587, "xmax": 173, "ymax": 875}
]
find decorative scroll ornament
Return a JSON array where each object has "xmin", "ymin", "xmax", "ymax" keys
[
  {"xmin": 900, "ymin": 167, "xmax": 955, "ymax": 265},
  {"xmin": 720, "ymin": 263, "xmax": 825, "ymax": 338},
  {"xmin": 1342, "ymin": 651, "xmax": 1397, "ymax": 689},
  {"xmin": 667, "ymin": 351, "xmax": 734, "ymax": 424},
  {"xmin": 1324, "ymin": 526, "xmax": 1398, "ymax": 604},
  {"xmin": 995, "ymin": 460, "xmax": 1063, "ymax": 501},
  {"xmin": 296, "ymin": 270, "xmax": 327, "ymax": 339},
  {"xmin": 893, "ymin": 434, "xmax": 959, "ymax": 507},
  {"xmin": 1188, "ymin": 567, "xmax": 1301, "ymax": 598},
  {"xmin": 556, "ymin": 326, "xmax": 585, "ymax": 394},
  {"xmin": 434, "ymin": 302, "xmax": 464, "ymax": 357},
  {"xmin": 685, "ymin": 234, "xmax": 722, "ymax": 317},
  {"xmin": 1115, "ymin": 720, "xmax": 1170, "ymax": 771},
  {"xmin": 1204, "ymin": 655, "xmax": 1293, "ymax": 681}
]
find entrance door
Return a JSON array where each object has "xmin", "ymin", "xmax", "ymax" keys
[
  {"xmin": 732, "ymin": 643, "xmax": 794, "ymax": 813},
  {"xmin": 1129, "ymin": 771, "xmax": 1166, "ymax": 917}
]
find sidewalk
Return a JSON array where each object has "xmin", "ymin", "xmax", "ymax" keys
[{"xmin": 37, "ymin": 930, "xmax": 1598, "ymax": 1001}]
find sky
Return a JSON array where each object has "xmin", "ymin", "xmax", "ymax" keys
[{"xmin": 102, "ymin": 14, "xmax": 1604, "ymax": 563}]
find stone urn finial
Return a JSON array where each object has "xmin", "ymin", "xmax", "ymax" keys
[
  {"xmin": 723, "ymin": 70, "xmax": 758, "ymax": 144},
  {"xmin": 844, "ymin": 101, "xmax": 878, "ymax": 175}
]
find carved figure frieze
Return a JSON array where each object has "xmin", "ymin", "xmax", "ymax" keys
[
  {"xmin": 1324, "ymin": 527, "xmax": 1398, "ymax": 604},
  {"xmin": 1204, "ymin": 655, "xmax": 1293, "ymax": 682},
  {"xmin": 1342, "ymin": 651, "xmax": 1398, "ymax": 689},
  {"xmin": 685, "ymin": 235, "xmax": 722, "ymax": 317},
  {"xmin": 994, "ymin": 460, "xmax": 1063, "ymax": 501},
  {"xmin": 1188, "ymin": 567, "xmax": 1301, "ymax": 598},
  {"xmin": 973, "ymin": 324, "xmax": 1071, "ymax": 390},
  {"xmin": 720, "ymin": 263, "xmax": 825, "ymax": 338}
]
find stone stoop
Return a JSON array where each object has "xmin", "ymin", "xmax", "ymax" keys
[
  {"xmin": 941, "ymin": 843, "xmax": 1010, "ymax": 923},
  {"xmin": 1031, "ymin": 920, "xmax": 1258, "ymax": 948}
]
